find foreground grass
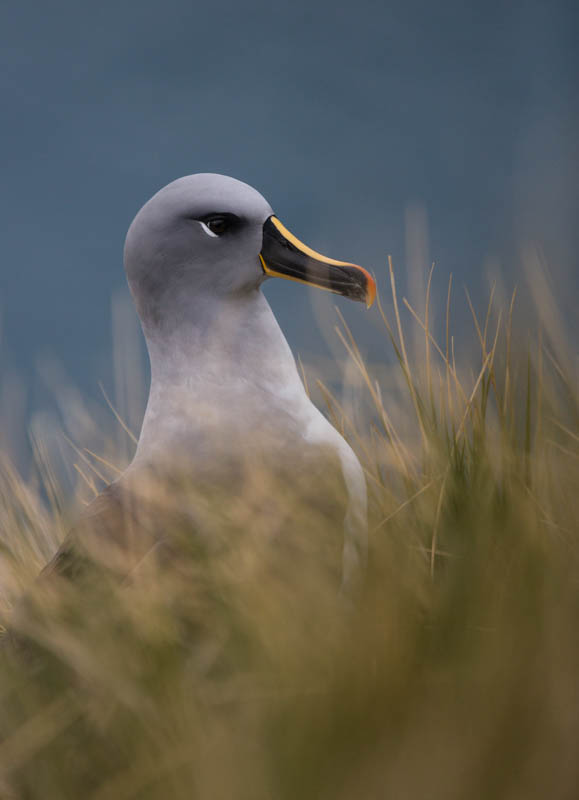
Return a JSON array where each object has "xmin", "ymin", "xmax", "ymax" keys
[{"xmin": 0, "ymin": 264, "xmax": 578, "ymax": 799}]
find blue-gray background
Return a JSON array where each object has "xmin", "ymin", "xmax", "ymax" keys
[{"xmin": 1, "ymin": 0, "xmax": 577, "ymax": 451}]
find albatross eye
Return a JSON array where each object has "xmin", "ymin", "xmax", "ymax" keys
[
  {"xmin": 197, "ymin": 213, "xmax": 241, "ymax": 238},
  {"xmin": 206, "ymin": 216, "xmax": 229, "ymax": 235}
]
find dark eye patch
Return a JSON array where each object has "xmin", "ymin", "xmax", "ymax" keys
[{"xmin": 195, "ymin": 212, "xmax": 242, "ymax": 235}]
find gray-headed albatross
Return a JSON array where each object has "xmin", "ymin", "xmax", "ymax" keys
[{"xmin": 43, "ymin": 174, "xmax": 376, "ymax": 587}]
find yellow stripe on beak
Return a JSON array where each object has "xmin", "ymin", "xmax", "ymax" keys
[{"xmin": 260, "ymin": 216, "xmax": 376, "ymax": 308}]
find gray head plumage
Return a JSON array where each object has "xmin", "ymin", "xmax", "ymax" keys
[{"xmin": 124, "ymin": 174, "xmax": 274, "ymax": 332}]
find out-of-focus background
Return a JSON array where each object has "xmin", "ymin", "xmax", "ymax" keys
[
  {"xmin": 1, "ymin": 0, "xmax": 577, "ymax": 468},
  {"xmin": 1, "ymin": 5, "xmax": 579, "ymax": 796}
]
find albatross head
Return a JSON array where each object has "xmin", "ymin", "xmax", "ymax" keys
[{"xmin": 124, "ymin": 173, "xmax": 375, "ymax": 332}]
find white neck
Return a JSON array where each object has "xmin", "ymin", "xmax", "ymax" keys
[{"xmin": 131, "ymin": 288, "xmax": 311, "ymax": 469}]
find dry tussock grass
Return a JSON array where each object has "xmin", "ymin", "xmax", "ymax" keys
[{"xmin": 0, "ymin": 259, "xmax": 577, "ymax": 799}]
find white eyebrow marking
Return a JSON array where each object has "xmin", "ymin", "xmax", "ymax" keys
[{"xmin": 199, "ymin": 221, "xmax": 219, "ymax": 238}]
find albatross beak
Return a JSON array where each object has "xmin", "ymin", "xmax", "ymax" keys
[{"xmin": 259, "ymin": 216, "xmax": 376, "ymax": 308}]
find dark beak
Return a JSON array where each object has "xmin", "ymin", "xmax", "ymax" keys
[{"xmin": 259, "ymin": 216, "xmax": 376, "ymax": 308}]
